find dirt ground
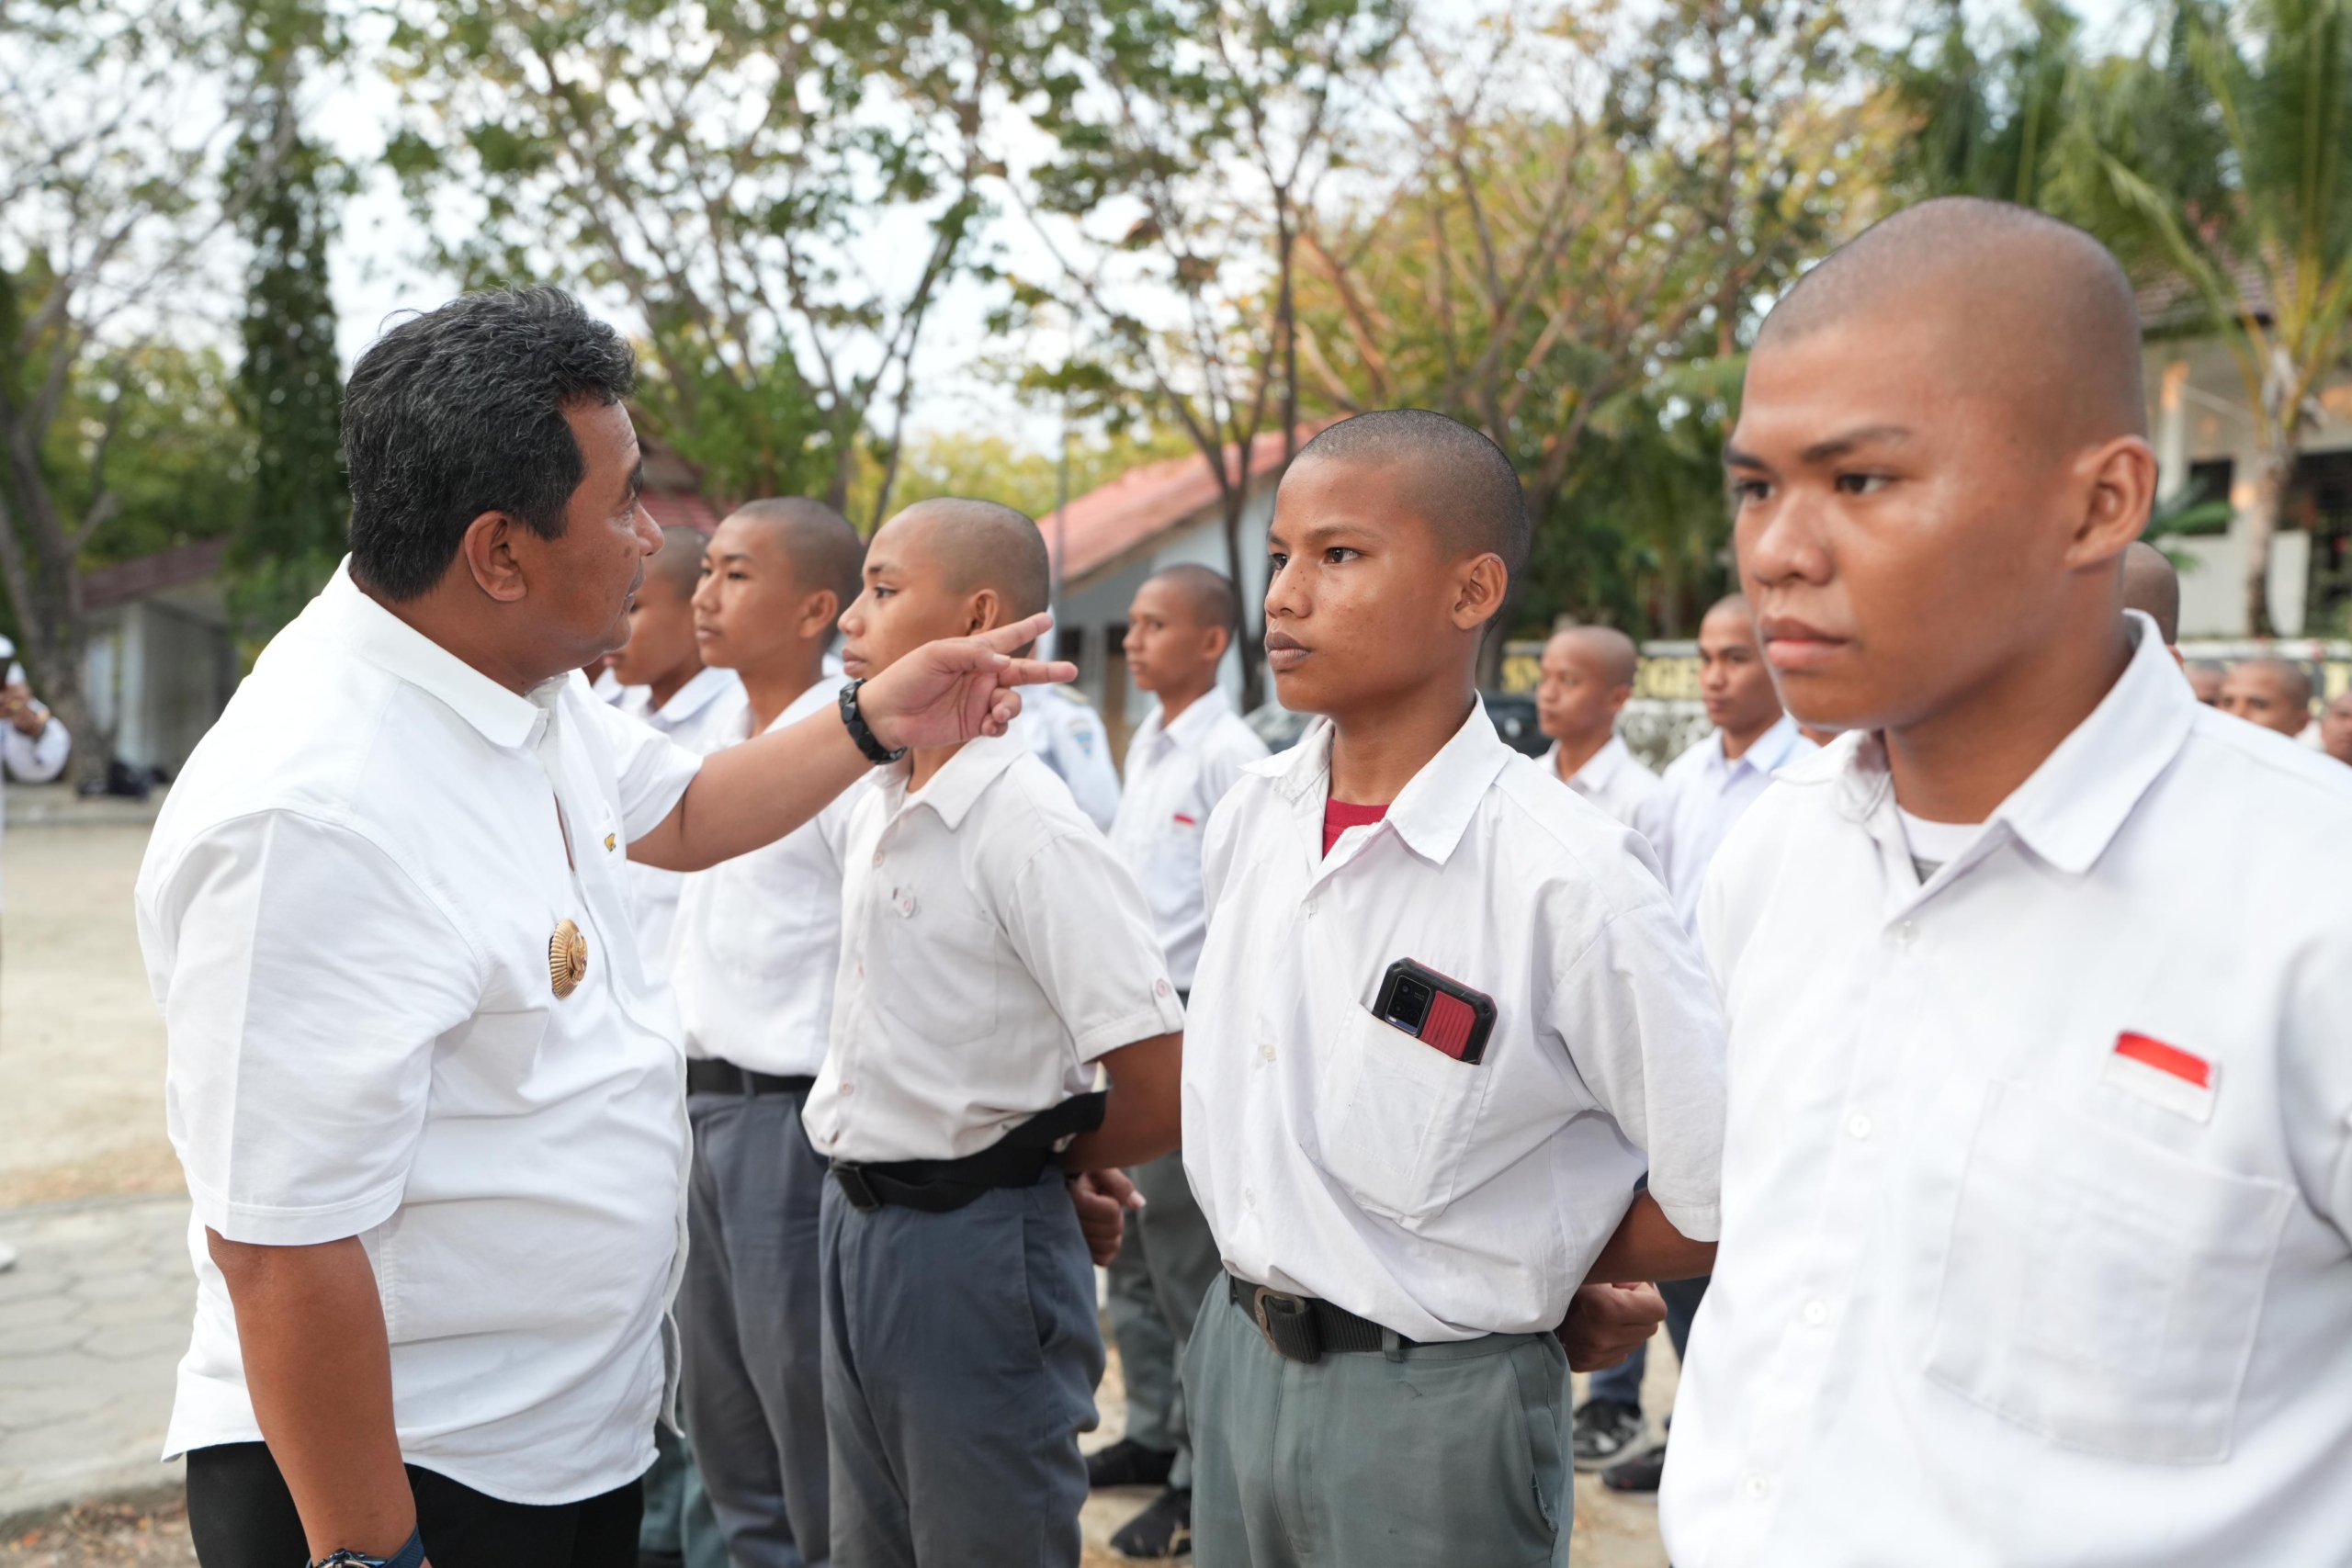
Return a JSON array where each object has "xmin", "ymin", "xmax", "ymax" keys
[{"xmin": 0, "ymin": 812, "xmax": 1677, "ymax": 1566}]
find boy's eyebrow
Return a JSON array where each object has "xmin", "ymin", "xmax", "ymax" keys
[{"xmin": 1797, "ymin": 424, "xmax": 1912, "ymax": 465}]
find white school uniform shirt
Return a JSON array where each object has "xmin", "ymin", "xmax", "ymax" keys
[
  {"xmin": 136, "ymin": 560, "xmax": 703, "ymax": 1505},
  {"xmin": 1108, "ymin": 687, "xmax": 1270, "ymax": 990},
  {"xmin": 1010, "ymin": 682, "xmax": 1122, "ymax": 831},
  {"xmin": 1659, "ymin": 614, "xmax": 2352, "ymax": 1568},
  {"xmin": 671, "ymin": 676, "xmax": 858, "ymax": 1077},
  {"xmin": 1539, "ymin": 732, "xmax": 1662, "ymax": 829},
  {"xmin": 1182, "ymin": 701, "xmax": 1728, "ymax": 1344},
  {"xmin": 0, "ymin": 646, "xmax": 71, "ymax": 911},
  {"xmin": 1634, "ymin": 714, "xmax": 1815, "ymax": 933},
  {"xmin": 805, "ymin": 731, "xmax": 1184, "ymax": 1165},
  {"xmin": 616, "ymin": 666, "xmax": 746, "ymax": 975}
]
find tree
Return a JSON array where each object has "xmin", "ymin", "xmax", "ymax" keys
[
  {"xmin": 384, "ymin": 0, "xmax": 1048, "ymax": 525},
  {"xmin": 1292, "ymin": 0, "xmax": 1884, "ymax": 635},
  {"xmin": 228, "ymin": 0, "xmax": 349, "ymax": 649},
  {"xmin": 1013, "ymin": 0, "xmax": 1405, "ymax": 705},
  {"xmin": 2046, "ymin": 0, "xmax": 2352, "ymax": 633},
  {"xmin": 0, "ymin": 0, "xmax": 285, "ymax": 784}
]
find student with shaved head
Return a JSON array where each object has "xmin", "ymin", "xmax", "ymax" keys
[
  {"xmin": 1091, "ymin": 563, "xmax": 1269, "ymax": 1558},
  {"xmin": 1660, "ymin": 197, "xmax": 2352, "ymax": 1566},
  {"xmin": 2218, "ymin": 656, "xmax": 2315, "ymax": 739},
  {"xmin": 1534, "ymin": 625, "xmax": 1660, "ymax": 828},
  {"xmin": 1181, "ymin": 410, "xmax": 1727, "ymax": 1565},
  {"xmin": 662, "ymin": 497, "xmax": 868, "ymax": 1568},
  {"xmin": 2324, "ymin": 688, "xmax": 2352, "ymax": 767},
  {"xmin": 806, "ymin": 498, "xmax": 1186, "ymax": 1568}
]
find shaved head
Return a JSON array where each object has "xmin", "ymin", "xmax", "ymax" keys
[
  {"xmin": 726, "ymin": 496, "xmax": 864, "ymax": 631},
  {"xmin": 1292, "ymin": 409, "xmax": 1530, "ymax": 574},
  {"xmin": 1144, "ymin": 563, "xmax": 1240, "ymax": 634},
  {"xmin": 1546, "ymin": 625, "xmax": 1639, "ymax": 688},
  {"xmin": 649, "ymin": 525, "xmax": 707, "ymax": 600},
  {"xmin": 2120, "ymin": 540, "xmax": 2180, "ymax": 645},
  {"xmin": 893, "ymin": 497, "xmax": 1051, "ymax": 625},
  {"xmin": 1759, "ymin": 197, "xmax": 2145, "ymax": 453}
]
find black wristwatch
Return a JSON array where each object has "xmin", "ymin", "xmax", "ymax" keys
[
  {"xmin": 311, "ymin": 1528, "xmax": 425, "ymax": 1568},
  {"xmin": 839, "ymin": 678, "xmax": 907, "ymax": 765}
]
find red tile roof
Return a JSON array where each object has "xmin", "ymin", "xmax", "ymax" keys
[
  {"xmin": 642, "ymin": 489, "xmax": 721, "ymax": 533},
  {"xmin": 1046, "ymin": 427, "xmax": 1323, "ymax": 586},
  {"xmin": 82, "ymin": 537, "xmax": 228, "ymax": 609}
]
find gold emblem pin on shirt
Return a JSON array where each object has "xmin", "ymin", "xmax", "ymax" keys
[
  {"xmin": 604, "ymin": 833, "xmax": 616, "ymax": 852},
  {"xmin": 548, "ymin": 918, "xmax": 589, "ymax": 998}
]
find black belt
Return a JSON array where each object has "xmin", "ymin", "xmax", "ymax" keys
[
  {"xmin": 1228, "ymin": 1273, "xmax": 1410, "ymax": 1363},
  {"xmin": 686, "ymin": 1059, "xmax": 817, "ymax": 1097},
  {"xmin": 830, "ymin": 1091, "xmax": 1108, "ymax": 1215}
]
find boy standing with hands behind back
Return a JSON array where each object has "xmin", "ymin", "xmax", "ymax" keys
[{"xmin": 1181, "ymin": 411, "xmax": 1729, "ymax": 1567}]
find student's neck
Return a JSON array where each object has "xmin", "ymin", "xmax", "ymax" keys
[
  {"xmin": 1550, "ymin": 726, "xmax": 1613, "ymax": 781},
  {"xmin": 737, "ymin": 652, "xmax": 829, "ymax": 734},
  {"xmin": 1883, "ymin": 623, "xmax": 2135, "ymax": 824},
  {"xmin": 907, "ymin": 739, "xmax": 967, "ymax": 794},
  {"xmin": 647, "ymin": 659, "xmax": 703, "ymax": 712},
  {"xmin": 1719, "ymin": 713, "xmax": 1780, "ymax": 762},
  {"xmin": 1152, "ymin": 676, "xmax": 1217, "ymax": 727},
  {"xmin": 1327, "ymin": 678, "xmax": 1476, "ymax": 806}
]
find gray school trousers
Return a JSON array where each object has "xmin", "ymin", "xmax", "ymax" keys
[
  {"xmin": 1185, "ymin": 1280, "xmax": 1574, "ymax": 1568},
  {"xmin": 679, "ymin": 1087, "xmax": 831, "ymax": 1568},
  {"xmin": 1102, "ymin": 1149, "xmax": 1225, "ymax": 1488},
  {"xmin": 820, "ymin": 1168, "xmax": 1103, "ymax": 1568}
]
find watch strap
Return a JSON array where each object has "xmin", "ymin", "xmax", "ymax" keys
[
  {"xmin": 839, "ymin": 679, "xmax": 908, "ymax": 765},
  {"xmin": 312, "ymin": 1526, "xmax": 425, "ymax": 1568}
]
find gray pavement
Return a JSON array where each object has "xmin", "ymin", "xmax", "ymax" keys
[{"xmin": 0, "ymin": 1195, "xmax": 190, "ymax": 1523}]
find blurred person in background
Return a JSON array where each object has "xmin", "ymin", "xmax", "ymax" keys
[
  {"xmin": 2218, "ymin": 657, "xmax": 2314, "ymax": 740},
  {"xmin": 1533, "ymin": 626, "xmax": 1660, "ymax": 829},
  {"xmin": 0, "ymin": 634, "xmax": 68, "ymax": 1274},
  {"xmin": 2186, "ymin": 663, "xmax": 2224, "ymax": 705},
  {"xmin": 2321, "ymin": 689, "xmax": 2352, "ymax": 768},
  {"xmin": 2121, "ymin": 541, "xmax": 2181, "ymax": 659},
  {"xmin": 1011, "ymin": 679, "xmax": 1123, "ymax": 831}
]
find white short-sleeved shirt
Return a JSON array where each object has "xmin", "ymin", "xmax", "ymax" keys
[
  {"xmin": 1182, "ymin": 702, "xmax": 1728, "ymax": 1343},
  {"xmin": 805, "ymin": 732, "xmax": 1184, "ymax": 1165},
  {"xmin": 671, "ymin": 677, "xmax": 858, "ymax": 1077},
  {"xmin": 1660, "ymin": 615, "xmax": 2352, "ymax": 1567},
  {"xmin": 616, "ymin": 667, "xmax": 746, "ymax": 975},
  {"xmin": 1635, "ymin": 716, "xmax": 1816, "ymax": 933},
  {"xmin": 1010, "ymin": 683, "xmax": 1123, "ymax": 831},
  {"xmin": 137, "ymin": 561, "xmax": 703, "ymax": 1505},
  {"xmin": 0, "ymin": 656, "xmax": 70, "ymax": 910},
  {"xmin": 1108, "ymin": 688, "xmax": 1270, "ymax": 990},
  {"xmin": 1540, "ymin": 733, "xmax": 1662, "ymax": 829}
]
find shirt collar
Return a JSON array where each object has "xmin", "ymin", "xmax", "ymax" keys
[
  {"xmin": 1159, "ymin": 685, "xmax": 1235, "ymax": 750},
  {"xmin": 1266, "ymin": 698, "xmax": 1512, "ymax": 867},
  {"xmin": 1558, "ymin": 733, "xmax": 1633, "ymax": 791},
  {"xmin": 310, "ymin": 558, "xmax": 544, "ymax": 750},
  {"xmin": 656, "ymin": 666, "xmax": 739, "ymax": 724},
  {"xmin": 1719, "ymin": 713, "xmax": 1805, "ymax": 777},
  {"xmin": 888, "ymin": 730, "xmax": 1027, "ymax": 832},
  {"xmin": 1791, "ymin": 612, "xmax": 2193, "ymax": 877}
]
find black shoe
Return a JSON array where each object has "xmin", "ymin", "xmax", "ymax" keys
[
  {"xmin": 1109, "ymin": 1486, "xmax": 1192, "ymax": 1559},
  {"xmin": 1571, "ymin": 1398, "xmax": 1645, "ymax": 1471},
  {"xmin": 1087, "ymin": 1437, "xmax": 1177, "ymax": 1489},
  {"xmin": 1601, "ymin": 1441, "xmax": 1669, "ymax": 1494}
]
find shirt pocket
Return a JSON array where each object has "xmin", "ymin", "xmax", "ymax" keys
[
  {"xmin": 1922, "ymin": 1078, "xmax": 2291, "ymax": 1463},
  {"xmin": 871, "ymin": 879, "xmax": 999, "ymax": 1041},
  {"xmin": 1313, "ymin": 1004, "xmax": 1490, "ymax": 1229}
]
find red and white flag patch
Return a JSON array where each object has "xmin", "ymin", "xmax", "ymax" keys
[{"xmin": 2102, "ymin": 1031, "xmax": 2217, "ymax": 1122}]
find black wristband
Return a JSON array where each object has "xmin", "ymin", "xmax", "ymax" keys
[
  {"xmin": 839, "ymin": 678, "xmax": 907, "ymax": 765},
  {"xmin": 311, "ymin": 1527, "xmax": 424, "ymax": 1568}
]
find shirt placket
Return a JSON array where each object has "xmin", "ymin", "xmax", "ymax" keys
[{"xmin": 1720, "ymin": 812, "xmax": 1925, "ymax": 1562}]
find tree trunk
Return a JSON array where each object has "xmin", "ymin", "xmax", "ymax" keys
[
  {"xmin": 1219, "ymin": 480, "xmax": 1264, "ymax": 713},
  {"xmin": 2244, "ymin": 444, "xmax": 2290, "ymax": 637}
]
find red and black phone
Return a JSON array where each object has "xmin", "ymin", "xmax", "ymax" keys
[{"xmin": 1374, "ymin": 959, "xmax": 1498, "ymax": 1066}]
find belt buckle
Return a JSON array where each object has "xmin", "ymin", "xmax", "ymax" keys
[
  {"xmin": 1249, "ymin": 1285, "xmax": 1321, "ymax": 1365},
  {"xmin": 831, "ymin": 1164, "xmax": 882, "ymax": 1213}
]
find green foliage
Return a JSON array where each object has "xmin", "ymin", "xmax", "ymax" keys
[
  {"xmin": 45, "ymin": 342, "xmax": 254, "ymax": 570},
  {"xmin": 848, "ymin": 424, "xmax": 1198, "ymax": 525}
]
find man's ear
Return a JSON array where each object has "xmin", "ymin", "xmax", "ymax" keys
[
  {"xmin": 460, "ymin": 512, "xmax": 530, "ymax": 604},
  {"xmin": 1450, "ymin": 554, "xmax": 1510, "ymax": 632}
]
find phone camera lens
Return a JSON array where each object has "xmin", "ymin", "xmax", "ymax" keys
[{"xmin": 1387, "ymin": 977, "xmax": 1433, "ymax": 1031}]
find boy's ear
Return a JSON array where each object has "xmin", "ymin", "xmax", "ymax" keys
[
  {"xmin": 1448, "ymin": 553, "xmax": 1510, "ymax": 633},
  {"xmin": 966, "ymin": 587, "xmax": 1003, "ymax": 637},
  {"xmin": 797, "ymin": 588, "xmax": 840, "ymax": 641},
  {"xmin": 2064, "ymin": 434, "xmax": 2160, "ymax": 569}
]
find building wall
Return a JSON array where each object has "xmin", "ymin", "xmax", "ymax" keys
[
  {"xmin": 83, "ymin": 581, "xmax": 238, "ymax": 776},
  {"xmin": 2148, "ymin": 337, "xmax": 2352, "ymax": 637}
]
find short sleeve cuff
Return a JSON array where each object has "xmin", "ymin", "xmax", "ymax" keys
[
  {"xmin": 1070, "ymin": 988, "xmax": 1187, "ymax": 1063},
  {"xmin": 1652, "ymin": 1193, "xmax": 1721, "ymax": 1246},
  {"xmin": 187, "ymin": 1171, "xmax": 408, "ymax": 1248}
]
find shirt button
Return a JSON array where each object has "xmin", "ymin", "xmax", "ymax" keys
[
  {"xmin": 1244, "ymin": 1186, "xmax": 1258, "ymax": 1208},
  {"xmin": 872, "ymin": 851, "xmax": 884, "ymax": 867},
  {"xmin": 1802, "ymin": 1299, "xmax": 1828, "ymax": 1326},
  {"xmin": 1890, "ymin": 919, "xmax": 1917, "ymax": 948},
  {"xmin": 1743, "ymin": 1475, "xmax": 1772, "ymax": 1501},
  {"xmin": 1155, "ymin": 978, "xmax": 1171, "ymax": 998},
  {"xmin": 1261, "ymin": 1042, "xmax": 1277, "ymax": 1064},
  {"xmin": 1848, "ymin": 1111, "xmax": 1873, "ymax": 1141},
  {"xmin": 1303, "ymin": 898, "xmax": 1318, "ymax": 918},
  {"xmin": 856, "ymin": 963, "xmax": 865, "ymax": 978},
  {"xmin": 840, "ymin": 1082, "xmax": 855, "ymax": 1096}
]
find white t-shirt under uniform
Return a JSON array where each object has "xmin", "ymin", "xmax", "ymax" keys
[
  {"xmin": 1107, "ymin": 687, "xmax": 1270, "ymax": 991},
  {"xmin": 137, "ymin": 561, "xmax": 704, "ymax": 1505},
  {"xmin": 805, "ymin": 732, "xmax": 1185, "ymax": 1166},
  {"xmin": 1661, "ymin": 614, "xmax": 2352, "ymax": 1566},
  {"xmin": 670, "ymin": 677, "xmax": 857, "ymax": 1077},
  {"xmin": 1182, "ymin": 701, "xmax": 1728, "ymax": 1343}
]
